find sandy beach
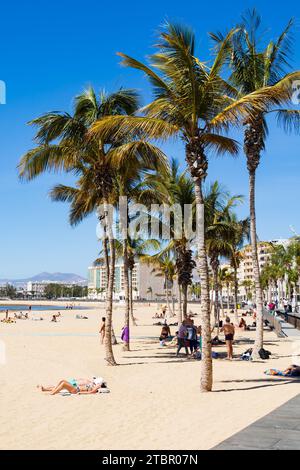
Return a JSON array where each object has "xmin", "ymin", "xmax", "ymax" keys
[{"xmin": 0, "ymin": 301, "xmax": 299, "ymax": 450}]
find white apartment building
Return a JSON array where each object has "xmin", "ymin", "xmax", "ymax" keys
[
  {"xmin": 27, "ymin": 281, "xmax": 47, "ymax": 297},
  {"xmin": 88, "ymin": 260, "xmax": 166, "ymax": 300},
  {"xmin": 237, "ymin": 239, "xmax": 291, "ymax": 300}
]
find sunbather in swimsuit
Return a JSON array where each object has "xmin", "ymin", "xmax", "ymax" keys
[{"xmin": 38, "ymin": 377, "xmax": 107, "ymax": 395}]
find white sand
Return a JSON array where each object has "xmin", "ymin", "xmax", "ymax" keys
[{"xmin": 0, "ymin": 301, "xmax": 299, "ymax": 450}]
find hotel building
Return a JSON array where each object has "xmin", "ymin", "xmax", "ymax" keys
[{"xmin": 88, "ymin": 260, "xmax": 166, "ymax": 300}]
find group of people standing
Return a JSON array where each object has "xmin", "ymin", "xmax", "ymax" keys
[
  {"xmin": 158, "ymin": 313, "xmax": 201, "ymax": 357},
  {"xmin": 176, "ymin": 314, "xmax": 201, "ymax": 357}
]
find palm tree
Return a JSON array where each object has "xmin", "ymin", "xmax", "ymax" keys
[
  {"xmin": 218, "ymin": 267, "xmax": 230, "ymax": 317},
  {"xmin": 147, "ymin": 286, "xmax": 153, "ymax": 301},
  {"xmin": 205, "ymin": 182, "xmax": 244, "ymax": 327},
  {"xmin": 226, "ymin": 216, "xmax": 250, "ymax": 324},
  {"xmin": 143, "ymin": 253, "xmax": 176, "ymax": 316},
  {"xmin": 91, "ymin": 23, "xmax": 281, "ymax": 390},
  {"xmin": 18, "ymin": 87, "xmax": 166, "ymax": 365},
  {"xmin": 140, "ymin": 159, "xmax": 196, "ymax": 320},
  {"xmin": 218, "ymin": 10, "xmax": 300, "ymax": 356},
  {"xmin": 189, "ymin": 283, "xmax": 201, "ymax": 300},
  {"xmin": 224, "ymin": 270, "xmax": 235, "ymax": 312},
  {"xmin": 126, "ymin": 237, "xmax": 161, "ymax": 324},
  {"xmin": 241, "ymin": 279, "xmax": 254, "ymax": 303}
]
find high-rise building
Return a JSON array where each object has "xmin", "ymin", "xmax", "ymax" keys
[
  {"xmin": 237, "ymin": 239, "xmax": 291, "ymax": 300},
  {"xmin": 88, "ymin": 260, "xmax": 166, "ymax": 300}
]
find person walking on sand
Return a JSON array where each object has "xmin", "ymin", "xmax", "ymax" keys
[
  {"xmin": 220, "ymin": 317, "xmax": 235, "ymax": 360},
  {"xmin": 99, "ymin": 317, "xmax": 106, "ymax": 344}
]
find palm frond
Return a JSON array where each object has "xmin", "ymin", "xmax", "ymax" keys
[
  {"xmin": 18, "ymin": 145, "xmax": 66, "ymax": 180},
  {"xmin": 90, "ymin": 115, "xmax": 179, "ymax": 141},
  {"xmin": 275, "ymin": 109, "xmax": 300, "ymax": 133}
]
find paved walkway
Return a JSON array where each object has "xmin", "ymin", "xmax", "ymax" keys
[{"xmin": 214, "ymin": 394, "xmax": 300, "ymax": 450}]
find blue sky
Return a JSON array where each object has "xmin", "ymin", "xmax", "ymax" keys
[{"xmin": 0, "ymin": 0, "xmax": 299, "ymax": 278}]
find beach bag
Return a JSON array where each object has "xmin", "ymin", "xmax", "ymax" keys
[
  {"xmin": 258, "ymin": 348, "xmax": 271, "ymax": 360},
  {"xmin": 194, "ymin": 351, "xmax": 202, "ymax": 359},
  {"xmin": 241, "ymin": 348, "xmax": 253, "ymax": 361},
  {"xmin": 241, "ymin": 352, "xmax": 252, "ymax": 361}
]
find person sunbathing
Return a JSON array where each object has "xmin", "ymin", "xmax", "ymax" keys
[
  {"xmin": 265, "ymin": 365, "xmax": 300, "ymax": 377},
  {"xmin": 37, "ymin": 377, "xmax": 107, "ymax": 395},
  {"xmin": 1, "ymin": 315, "xmax": 16, "ymax": 323},
  {"xmin": 15, "ymin": 312, "xmax": 27, "ymax": 319},
  {"xmin": 159, "ymin": 324, "xmax": 171, "ymax": 340},
  {"xmin": 239, "ymin": 318, "xmax": 249, "ymax": 330}
]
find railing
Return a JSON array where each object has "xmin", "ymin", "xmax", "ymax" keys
[
  {"xmin": 277, "ymin": 311, "xmax": 300, "ymax": 331},
  {"xmin": 263, "ymin": 310, "xmax": 286, "ymax": 337}
]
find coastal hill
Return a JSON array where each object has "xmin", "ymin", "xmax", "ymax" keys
[{"xmin": 0, "ymin": 272, "xmax": 87, "ymax": 286}]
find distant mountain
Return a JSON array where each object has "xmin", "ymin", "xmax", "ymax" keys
[{"xmin": 0, "ymin": 272, "xmax": 87, "ymax": 286}]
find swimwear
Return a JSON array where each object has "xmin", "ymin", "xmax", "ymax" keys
[
  {"xmin": 225, "ymin": 334, "xmax": 234, "ymax": 341},
  {"xmin": 68, "ymin": 378, "xmax": 80, "ymax": 392}
]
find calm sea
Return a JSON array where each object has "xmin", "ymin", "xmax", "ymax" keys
[{"xmin": 0, "ymin": 304, "xmax": 85, "ymax": 312}]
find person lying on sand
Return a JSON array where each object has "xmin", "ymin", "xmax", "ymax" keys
[
  {"xmin": 1, "ymin": 317, "xmax": 16, "ymax": 323},
  {"xmin": 14, "ymin": 312, "xmax": 29, "ymax": 320},
  {"xmin": 37, "ymin": 377, "xmax": 108, "ymax": 395},
  {"xmin": 265, "ymin": 365, "xmax": 300, "ymax": 377}
]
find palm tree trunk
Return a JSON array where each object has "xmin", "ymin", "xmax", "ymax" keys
[
  {"xmin": 268, "ymin": 283, "xmax": 272, "ymax": 303},
  {"xmin": 220, "ymin": 288, "xmax": 225, "ymax": 318},
  {"xmin": 177, "ymin": 281, "xmax": 182, "ymax": 324},
  {"xmin": 123, "ymin": 240, "xmax": 130, "ymax": 351},
  {"xmin": 226, "ymin": 284, "xmax": 230, "ymax": 312},
  {"xmin": 249, "ymin": 170, "xmax": 264, "ymax": 357},
  {"xmin": 129, "ymin": 268, "xmax": 137, "ymax": 326},
  {"xmin": 171, "ymin": 287, "xmax": 175, "ymax": 316},
  {"xmin": 182, "ymin": 283, "xmax": 188, "ymax": 318},
  {"xmin": 212, "ymin": 263, "xmax": 220, "ymax": 335},
  {"xmin": 103, "ymin": 235, "xmax": 110, "ymax": 285},
  {"xmin": 165, "ymin": 275, "xmax": 170, "ymax": 317},
  {"xmin": 194, "ymin": 178, "xmax": 212, "ymax": 392},
  {"xmin": 233, "ymin": 266, "xmax": 239, "ymax": 325},
  {"xmin": 104, "ymin": 202, "xmax": 117, "ymax": 366}
]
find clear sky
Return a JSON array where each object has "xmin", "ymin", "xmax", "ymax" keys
[{"xmin": 0, "ymin": 0, "xmax": 299, "ymax": 279}]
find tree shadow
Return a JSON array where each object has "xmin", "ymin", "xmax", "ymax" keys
[
  {"xmin": 214, "ymin": 377, "xmax": 300, "ymax": 392},
  {"xmin": 118, "ymin": 359, "xmax": 188, "ymax": 366}
]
